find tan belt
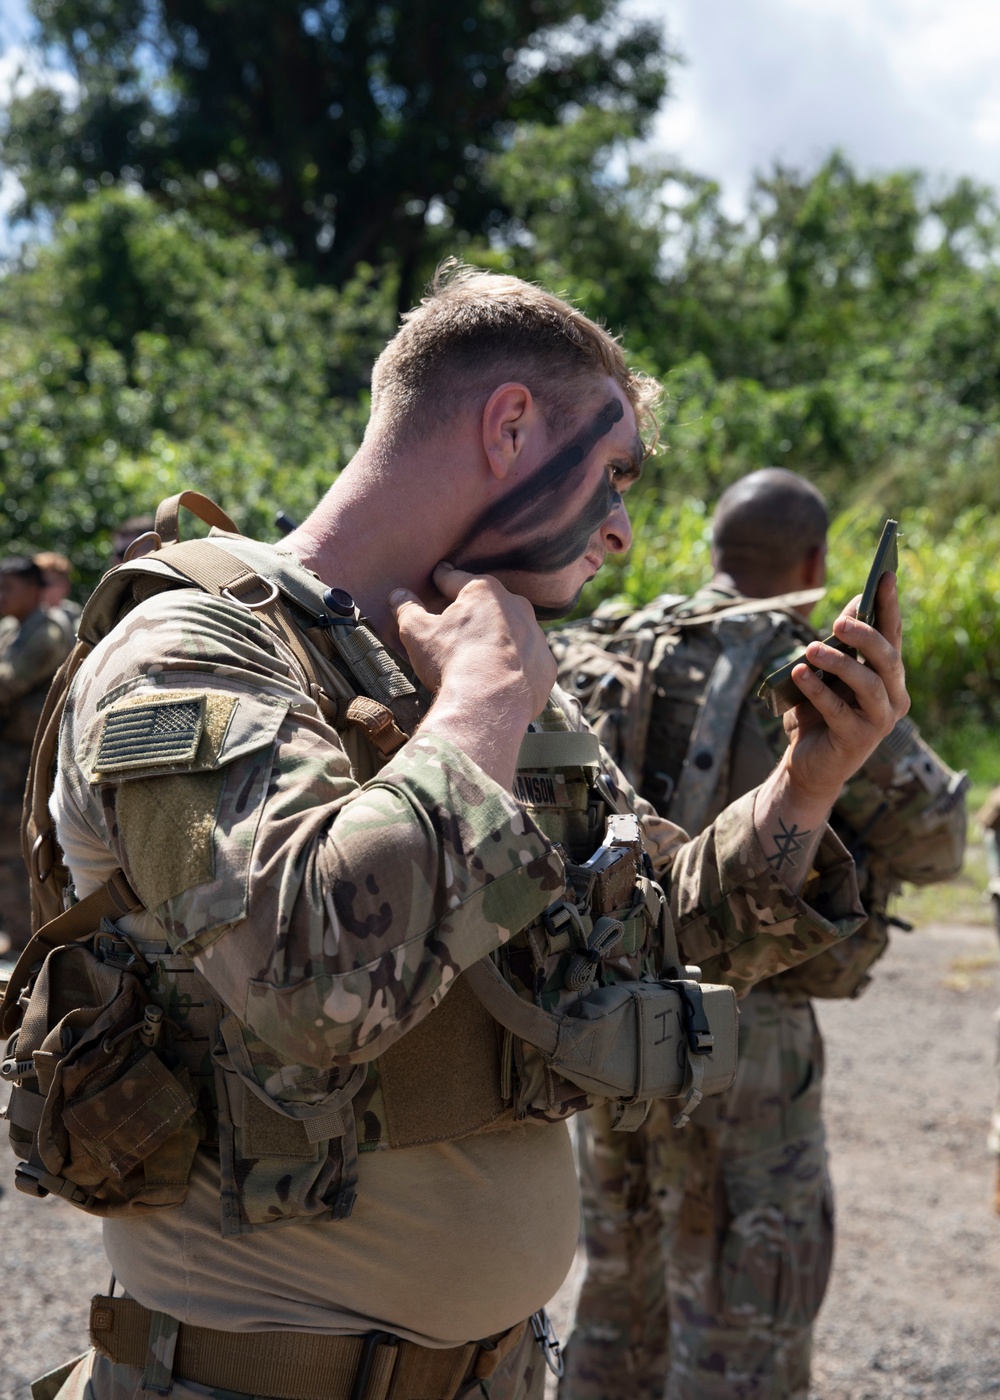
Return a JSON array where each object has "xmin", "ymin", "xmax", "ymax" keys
[{"xmin": 89, "ymin": 1295, "xmax": 527, "ymax": 1400}]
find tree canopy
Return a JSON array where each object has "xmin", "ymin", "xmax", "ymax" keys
[
  {"xmin": 0, "ymin": 192, "xmax": 394, "ymax": 583},
  {"xmin": 3, "ymin": 0, "xmax": 672, "ymax": 304}
]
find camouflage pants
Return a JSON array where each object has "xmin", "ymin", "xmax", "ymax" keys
[
  {"xmin": 41, "ymin": 1316, "xmax": 547, "ymax": 1400},
  {"xmin": 560, "ymin": 983, "xmax": 834, "ymax": 1400}
]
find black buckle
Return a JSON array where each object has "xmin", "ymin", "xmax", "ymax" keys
[
  {"xmin": 530, "ymin": 1309, "xmax": 564, "ymax": 1378},
  {"xmin": 14, "ymin": 1162, "xmax": 50, "ymax": 1198},
  {"xmin": 672, "ymin": 980, "xmax": 715, "ymax": 1055},
  {"xmin": 348, "ymin": 1330, "xmax": 398, "ymax": 1400}
]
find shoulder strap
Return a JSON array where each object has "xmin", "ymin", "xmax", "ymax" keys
[
  {"xmin": 21, "ymin": 639, "xmax": 97, "ymax": 931},
  {"xmin": 667, "ymin": 613, "xmax": 795, "ymax": 835},
  {"xmin": 669, "ymin": 587, "xmax": 825, "ymax": 629},
  {"xmin": 151, "ymin": 537, "xmax": 421, "ymax": 746}
]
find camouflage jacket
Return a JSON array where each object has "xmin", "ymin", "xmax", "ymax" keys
[
  {"xmin": 552, "ymin": 583, "xmax": 967, "ymax": 998},
  {"xmin": 49, "ymin": 543, "xmax": 865, "ymax": 1231},
  {"xmin": 0, "ymin": 608, "xmax": 70, "ymax": 746}
]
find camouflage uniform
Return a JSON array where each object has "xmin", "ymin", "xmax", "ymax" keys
[
  {"xmin": 38, "ymin": 547, "xmax": 865, "ymax": 1400},
  {"xmin": 554, "ymin": 584, "xmax": 967, "ymax": 1400},
  {"xmin": 0, "ymin": 607, "xmax": 70, "ymax": 950}
]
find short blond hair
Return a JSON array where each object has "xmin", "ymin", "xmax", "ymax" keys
[
  {"xmin": 369, "ymin": 261, "xmax": 660, "ymax": 452},
  {"xmin": 34, "ymin": 551, "xmax": 71, "ymax": 579}
]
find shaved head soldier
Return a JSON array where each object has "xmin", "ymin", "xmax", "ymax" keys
[
  {"xmin": 711, "ymin": 468, "xmax": 829, "ymax": 601},
  {"xmin": 554, "ymin": 468, "xmax": 965, "ymax": 1400}
]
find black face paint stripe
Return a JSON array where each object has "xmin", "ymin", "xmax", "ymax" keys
[
  {"xmin": 532, "ymin": 590, "xmax": 585, "ymax": 622},
  {"xmin": 453, "ymin": 396, "xmax": 625, "ymax": 553},
  {"xmin": 459, "ymin": 478, "xmax": 621, "ymax": 576}
]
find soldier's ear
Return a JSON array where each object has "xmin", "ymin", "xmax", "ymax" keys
[
  {"xmin": 480, "ymin": 383, "xmax": 542, "ymax": 482},
  {"xmin": 803, "ymin": 543, "xmax": 827, "ymax": 590}
]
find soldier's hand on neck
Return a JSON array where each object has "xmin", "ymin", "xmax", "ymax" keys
[
  {"xmin": 753, "ymin": 572, "xmax": 909, "ymax": 891},
  {"xmin": 389, "ymin": 562, "xmax": 556, "ymax": 790}
]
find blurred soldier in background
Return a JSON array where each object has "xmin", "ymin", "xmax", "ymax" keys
[
  {"xmin": 0, "ymin": 556, "xmax": 72, "ymax": 956},
  {"xmin": 552, "ymin": 469, "xmax": 968, "ymax": 1400},
  {"xmin": 111, "ymin": 513, "xmax": 156, "ymax": 565},
  {"xmin": 35, "ymin": 550, "xmax": 82, "ymax": 641}
]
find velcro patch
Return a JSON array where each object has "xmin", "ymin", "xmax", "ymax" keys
[{"xmin": 95, "ymin": 695, "xmax": 205, "ymax": 775}]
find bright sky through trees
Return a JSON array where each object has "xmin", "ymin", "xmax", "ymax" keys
[{"xmin": 635, "ymin": 0, "xmax": 1000, "ymax": 212}]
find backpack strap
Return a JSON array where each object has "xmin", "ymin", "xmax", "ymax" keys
[
  {"xmin": 152, "ymin": 538, "xmax": 340, "ymax": 720},
  {"xmin": 150, "ymin": 537, "xmax": 422, "ymax": 749},
  {"xmin": 668, "ymin": 587, "xmax": 825, "ymax": 628},
  {"xmin": 21, "ymin": 640, "xmax": 100, "ymax": 932},
  {"xmin": 668, "ymin": 612, "xmax": 798, "ymax": 836}
]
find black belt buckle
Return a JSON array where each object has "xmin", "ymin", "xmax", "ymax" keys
[
  {"xmin": 673, "ymin": 980, "xmax": 715, "ymax": 1055},
  {"xmin": 349, "ymin": 1330, "xmax": 398, "ymax": 1400},
  {"xmin": 530, "ymin": 1309, "xmax": 564, "ymax": 1378}
]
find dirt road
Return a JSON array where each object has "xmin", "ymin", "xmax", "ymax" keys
[{"xmin": 3, "ymin": 917, "xmax": 998, "ymax": 1399}]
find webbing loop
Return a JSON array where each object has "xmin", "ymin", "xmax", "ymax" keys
[{"xmin": 154, "ymin": 491, "xmax": 239, "ymax": 545}]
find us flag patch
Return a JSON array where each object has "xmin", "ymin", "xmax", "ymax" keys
[{"xmin": 95, "ymin": 695, "xmax": 205, "ymax": 774}]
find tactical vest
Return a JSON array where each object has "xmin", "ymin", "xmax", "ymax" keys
[{"xmin": 2, "ymin": 493, "xmax": 737, "ymax": 1234}]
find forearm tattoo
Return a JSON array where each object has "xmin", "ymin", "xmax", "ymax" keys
[{"xmin": 766, "ymin": 818, "xmax": 813, "ymax": 872}]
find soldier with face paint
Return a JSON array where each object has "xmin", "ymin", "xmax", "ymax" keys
[{"xmin": 41, "ymin": 266, "xmax": 907, "ymax": 1400}]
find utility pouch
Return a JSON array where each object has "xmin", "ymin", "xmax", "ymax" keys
[
  {"xmin": 2, "ymin": 935, "xmax": 199, "ymax": 1214},
  {"xmin": 212, "ymin": 1012, "xmax": 363, "ymax": 1236},
  {"xmin": 463, "ymin": 953, "xmax": 737, "ymax": 1133}
]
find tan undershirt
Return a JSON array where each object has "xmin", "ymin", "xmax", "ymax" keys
[
  {"xmin": 54, "ymin": 760, "xmax": 580, "ymax": 1347},
  {"xmin": 105, "ymin": 1124, "xmax": 578, "ymax": 1347}
]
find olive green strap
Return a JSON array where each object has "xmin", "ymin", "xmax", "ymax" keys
[
  {"xmin": 462, "ymin": 956, "xmax": 561, "ymax": 1056},
  {"xmin": 670, "ymin": 617, "xmax": 780, "ymax": 837}
]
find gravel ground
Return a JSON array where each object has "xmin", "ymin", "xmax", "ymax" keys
[{"xmin": 3, "ymin": 918, "xmax": 998, "ymax": 1400}]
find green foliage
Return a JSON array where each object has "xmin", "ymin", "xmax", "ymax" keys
[
  {"xmin": 0, "ymin": 191, "xmax": 395, "ymax": 586},
  {"xmin": 3, "ymin": 0, "xmax": 672, "ymax": 304}
]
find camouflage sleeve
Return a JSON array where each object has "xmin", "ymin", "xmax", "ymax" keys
[
  {"xmin": 551, "ymin": 684, "xmax": 864, "ymax": 991},
  {"xmin": 69, "ymin": 591, "xmax": 565, "ymax": 1069},
  {"xmin": 0, "ymin": 611, "xmax": 67, "ymax": 705},
  {"xmin": 667, "ymin": 790, "xmax": 864, "ymax": 996},
  {"xmin": 833, "ymin": 715, "xmax": 967, "ymax": 886}
]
